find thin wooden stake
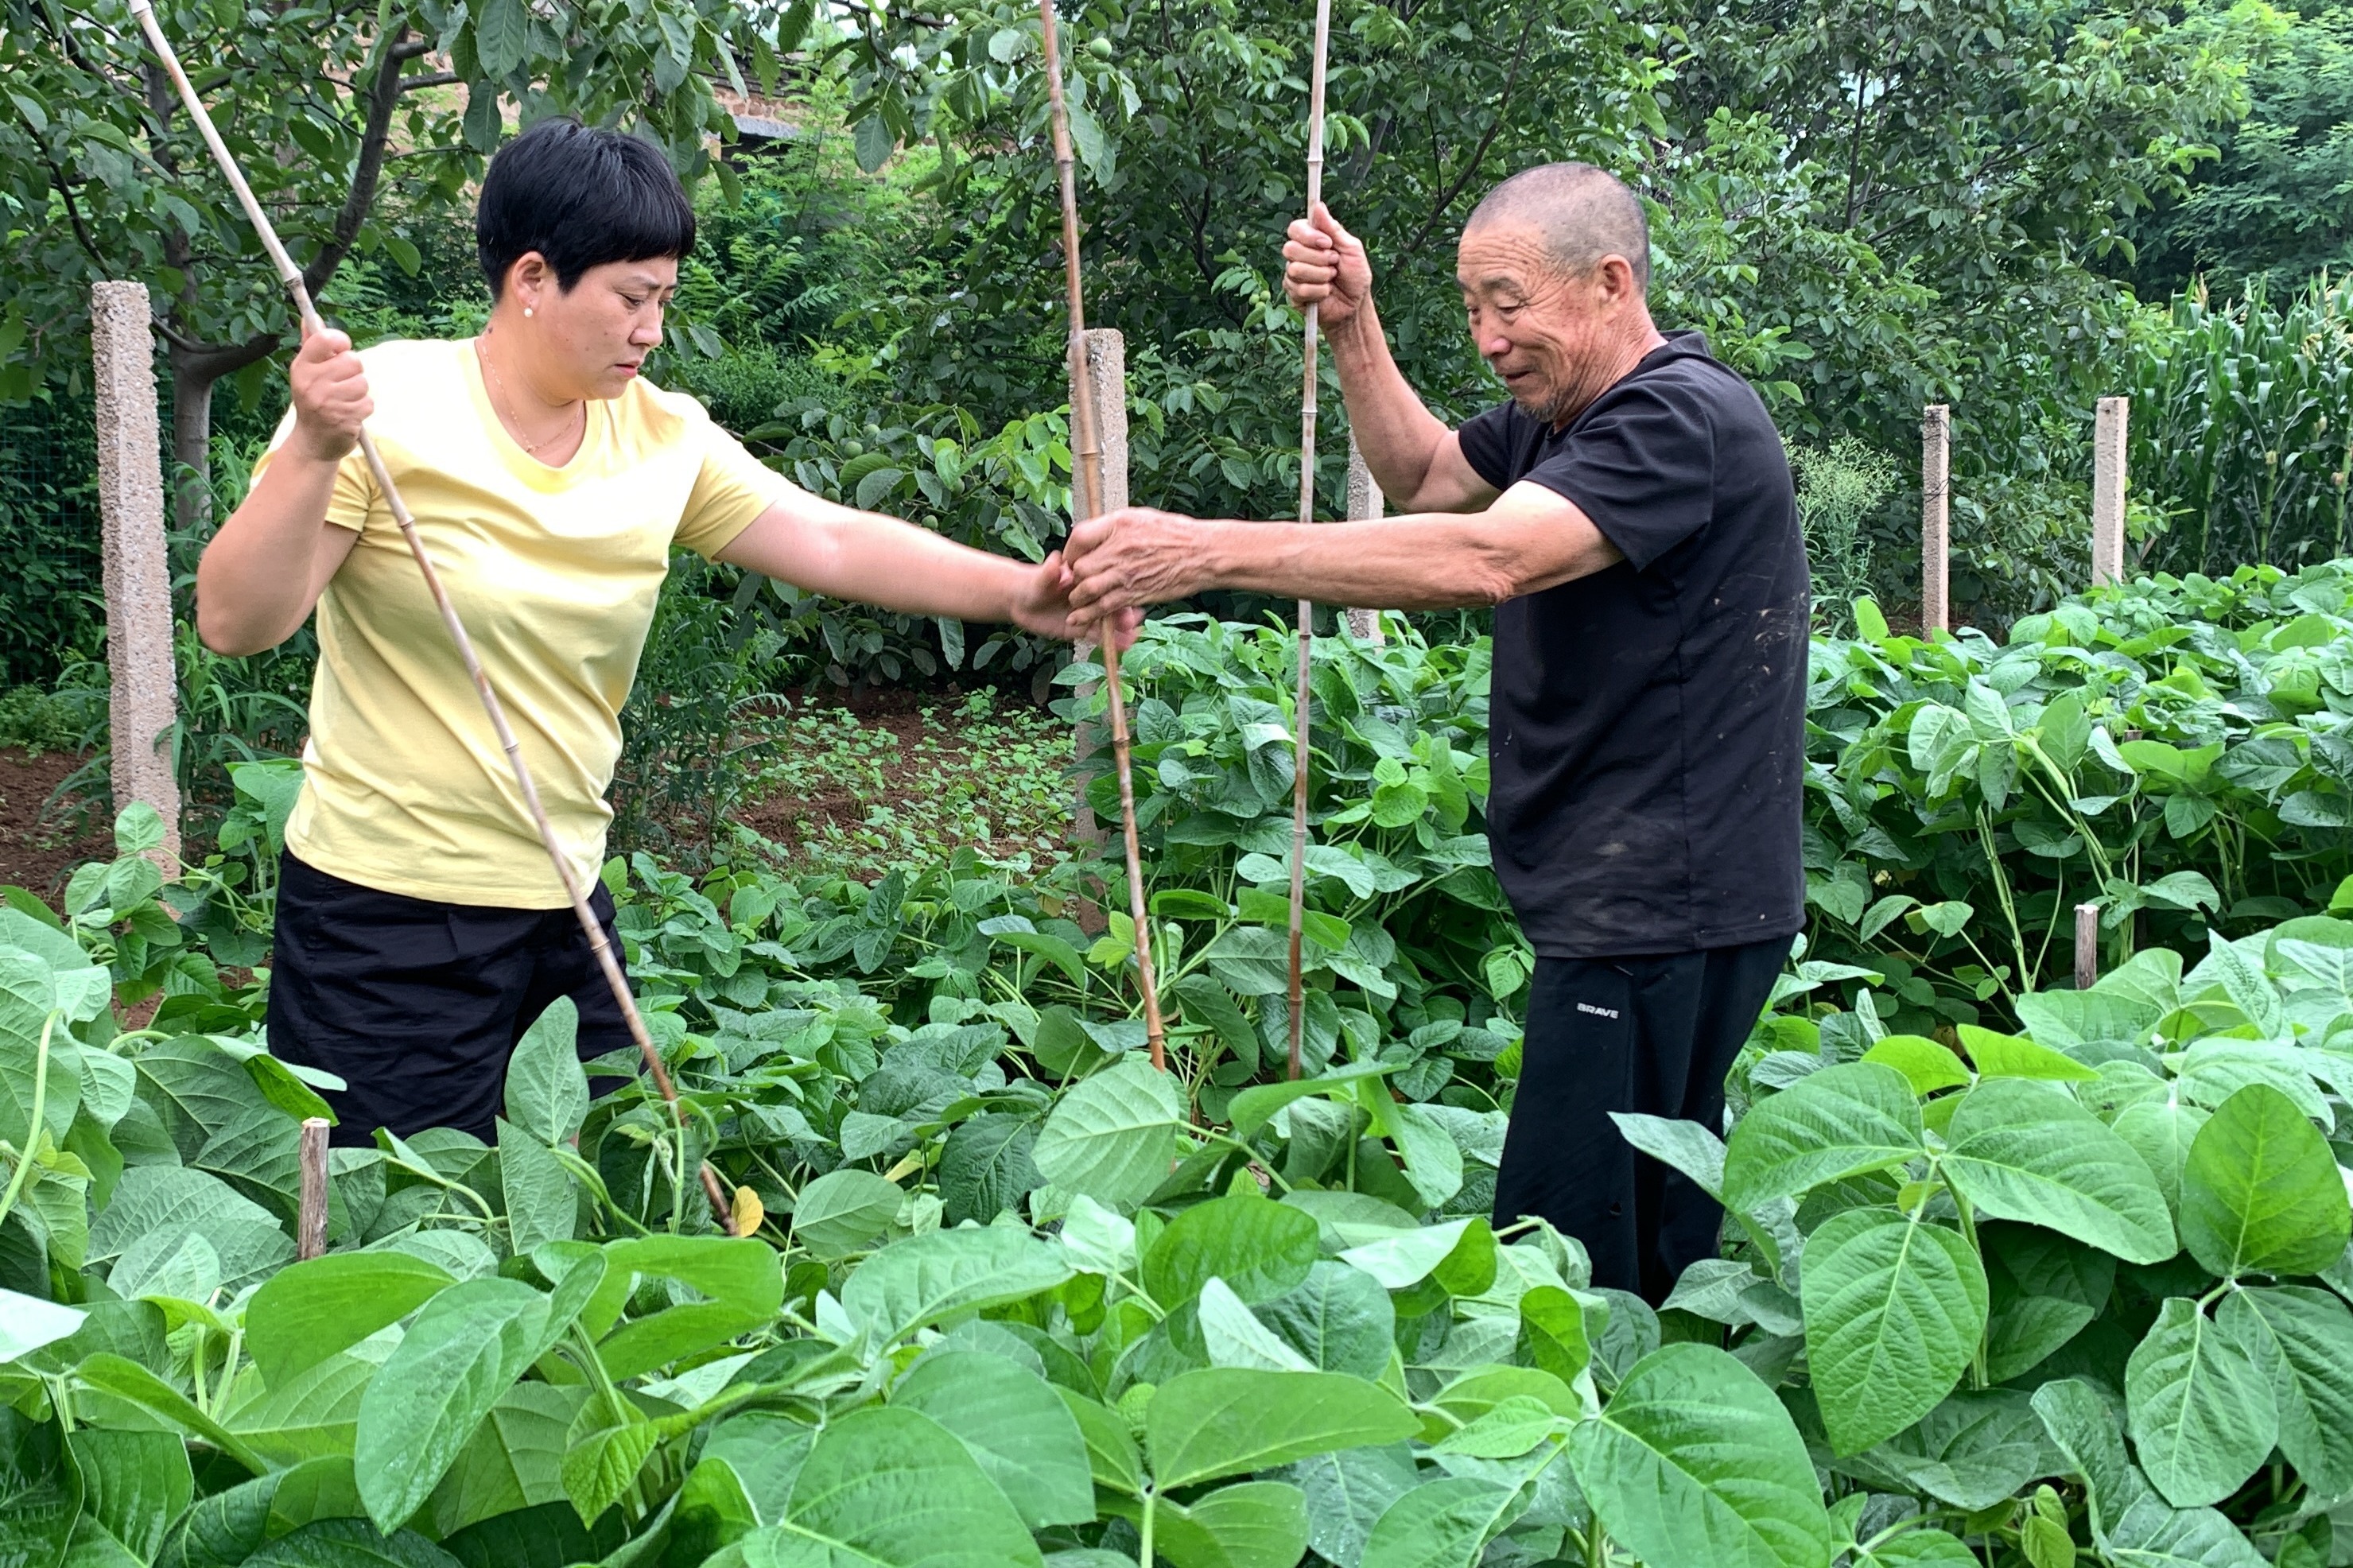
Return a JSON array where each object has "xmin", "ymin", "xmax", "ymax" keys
[
  {"xmin": 1039, "ymin": 0, "xmax": 1165, "ymax": 1070},
  {"xmin": 297, "ymin": 1117, "xmax": 330, "ymax": 1259},
  {"xmin": 2074, "ymin": 902, "xmax": 2100, "ymax": 992},
  {"xmin": 126, "ymin": 0, "xmax": 736, "ymax": 1234},
  {"xmin": 1921, "ymin": 405, "xmax": 1949, "ymax": 635},
  {"xmin": 1285, "ymin": 0, "xmax": 1334, "ymax": 1083},
  {"xmin": 2092, "ymin": 396, "xmax": 2128, "ymax": 588}
]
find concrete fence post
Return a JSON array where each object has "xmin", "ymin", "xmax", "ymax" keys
[
  {"xmin": 1344, "ymin": 429, "xmax": 1385, "ymax": 645},
  {"xmin": 2092, "ymin": 396, "xmax": 2128, "ymax": 588},
  {"xmin": 89, "ymin": 281, "xmax": 181, "ymax": 873},
  {"xmin": 1921, "ymin": 404, "xmax": 1950, "ymax": 635}
]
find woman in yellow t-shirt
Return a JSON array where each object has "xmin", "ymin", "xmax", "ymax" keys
[{"xmin": 197, "ymin": 118, "xmax": 1112, "ymax": 1145}]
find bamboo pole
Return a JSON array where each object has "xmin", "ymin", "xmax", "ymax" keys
[
  {"xmin": 1283, "ymin": 0, "xmax": 1334, "ymax": 1084},
  {"xmin": 1039, "ymin": 0, "xmax": 1166, "ymax": 1070},
  {"xmin": 126, "ymin": 0, "xmax": 735, "ymax": 1234}
]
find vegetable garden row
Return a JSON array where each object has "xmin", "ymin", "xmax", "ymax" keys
[{"xmin": 17, "ymin": 560, "xmax": 2353, "ymax": 1567}]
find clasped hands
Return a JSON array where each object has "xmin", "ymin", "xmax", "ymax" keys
[{"xmin": 1037, "ymin": 506, "xmax": 1206, "ymax": 650}]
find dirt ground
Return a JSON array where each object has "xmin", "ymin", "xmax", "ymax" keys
[{"xmin": 0, "ymin": 747, "xmax": 110, "ymax": 901}]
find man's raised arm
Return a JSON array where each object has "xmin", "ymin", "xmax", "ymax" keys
[{"xmin": 1286, "ymin": 202, "xmax": 1497, "ymax": 515}]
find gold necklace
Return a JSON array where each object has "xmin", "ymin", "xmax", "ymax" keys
[{"xmin": 478, "ymin": 334, "xmax": 584, "ymax": 457}]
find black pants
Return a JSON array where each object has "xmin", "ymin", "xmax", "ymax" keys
[
  {"xmin": 1491, "ymin": 938, "xmax": 1786, "ymax": 1304},
  {"xmin": 265, "ymin": 853, "xmax": 630, "ymax": 1146}
]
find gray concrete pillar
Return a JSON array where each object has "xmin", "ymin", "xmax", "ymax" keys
[
  {"xmin": 1344, "ymin": 429, "xmax": 1384, "ymax": 644},
  {"xmin": 1921, "ymin": 405, "xmax": 1949, "ymax": 635},
  {"xmin": 2092, "ymin": 396, "xmax": 2128, "ymax": 588},
  {"xmin": 90, "ymin": 282, "xmax": 181, "ymax": 872}
]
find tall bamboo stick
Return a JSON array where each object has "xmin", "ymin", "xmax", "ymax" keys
[
  {"xmin": 1039, "ymin": 0, "xmax": 1167, "ymax": 1071},
  {"xmin": 125, "ymin": 0, "xmax": 735, "ymax": 1233},
  {"xmin": 1285, "ymin": 0, "xmax": 1334, "ymax": 1081}
]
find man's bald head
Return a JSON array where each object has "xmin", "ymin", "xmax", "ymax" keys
[{"xmin": 1466, "ymin": 163, "xmax": 1649, "ymax": 291}]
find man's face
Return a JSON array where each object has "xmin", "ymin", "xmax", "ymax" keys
[{"xmin": 1456, "ymin": 220, "xmax": 1625, "ymax": 429}]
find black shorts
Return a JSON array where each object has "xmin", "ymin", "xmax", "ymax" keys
[
  {"xmin": 263, "ymin": 852, "xmax": 631, "ymax": 1146},
  {"xmin": 1490, "ymin": 938, "xmax": 1787, "ymax": 1303}
]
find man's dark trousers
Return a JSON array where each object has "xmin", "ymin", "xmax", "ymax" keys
[{"xmin": 1491, "ymin": 938, "xmax": 1785, "ymax": 1303}]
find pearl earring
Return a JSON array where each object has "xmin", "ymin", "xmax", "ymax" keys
[{"xmin": 523, "ymin": 307, "xmax": 534, "ymax": 318}]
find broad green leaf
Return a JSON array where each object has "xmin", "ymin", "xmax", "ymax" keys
[
  {"xmin": 1227, "ymin": 1063, "xmax": 1392, "ymax": 1139},
  {"xmin": 1566, "ymin": 1343, "xmax": 1831, "ymax": 1568},
  {"xmin": 1290, "ymin": 1445, "xmax": 1420, "ymax": 1568},
  {"xmin": 1943, "ymin": 1079, "xmax": 2175, "ymax": 1264},
  {"xmin": 247, "ymin": 1253, "xmax": 456, "ymax": 1388},
  {"xmin": 1609, "ymin": 1113, "xmax": 1730, "ymax": 1194},
  {"xmin": 890, "ymin": 1350, "xmax": 1094, "ymax": 1529},
  {"xmin": 73, "ymin": 1354, "xmax": 270, "ymax": 1475},
  {"xmin": 2217, "ymin": 1286, "xmax": 2353, "ymax": 1496},
  {"xmin": 421, "ymin": 1382, "xmax": 578, "ymax": 1539},
  {"xmin": 243, "ymin": 1517, "xmax": 461, "ymax": 1568},
  {"xmin": 937, "ymin": 1113, "xmax": 1042, "ymax": 1228},
  {"xmin": 1830, "ymin": 1389, "xmax": 2054, "ymax": 1512},
  {"xmin": 2125, "ymin": 1297, "xmax": 2277, "ymax": 1508},
  {"xmin": 67, "ymin": 1428, "xmax": 191, "ymax": 1562},
  {"xmin": 494, "ymin": 1123, "xmax": 575, "ymax": 1258},
  {"xmin": 2112, "ymin": 1099, "xmax": 2208, "ymax": 1217},
  {"xmin": 1516, "ymin": 1286, "xmax": 1594, "ymax": 1384},
  {"xmin": 1058, "ymin": 1390, "xmax": 1143, "ymax": 1497},
  {"xmin": 352, "ymin": 1279, "xmax": 557, "ymax": 1531},
  {"xmin": 1252, "ymin": 1261, "xmax": 1394, "ymax": 1378},
  {"xmin": 1859, "ymin": 1036, "xmax": 1971, "ymax": 1096},
  {"xmin": 0, "ymin": 1290, "xmax": 83, "ymax": 1363},
  {"xmin": 1853, "ymin": 1530, "xmax": 1975, "ymax": 1568},
  {"xmin": 754, "ymin": 1406, "xmax": 1040, "ymax": 1568},
  {"xmin": 2179, "ymin": 1083, "xmax": 2348, "ymax": 1278},
  {"xmin": 700, "ymin": 1411, "xmax": 814, "ymax": 1523},
  {"xmin": 1720, "ymin": 1062, "xmax": 1923, "ymax": 1211},
  {"xmin": 1337, "ymin": 1217, "xmax": 1481, "ymax": 1289},
  {"xmin": 1146, "ymin": 1368, "xmax": 1419, "ymax": 1488},
  {"xmin": 1431, "ymin": 1398, "xmax": 1559, "ymax": 1459},
  {"xmin": 839, "ymin": 1226, "xmax": 1073, "ymax": 1346},
  {"xmin": 2, "ymin": 1409, "xmax": 76, "ymax": 1568},
  {"xmin": 1151, "ymin": 1481, "xmax": 1310, "ymax": 1568},
  {"xmin": 558, "ymin": 1403, "xmax": 657, "ymax": 1527},
  {"xmin": 1142, "ymin": 1193, "xmax": 1319, "ymax": 1308},
  {"xmin": 1032, "ymin": 1058, "xmax": 1187, "ymax": 1210},
  {"xmin": 503, "ymin": 999, "xmax": 587, "ymax": 1146},
  {"xmin": 789, "ymin": 1170, "xmax": 903, "ymax": 1260},
  {"xmin": 1197, "ymin": 1279, "xmax": 1313, "ymax": 1371},
  {"xmin": 583, "ymin": 1236, "xmax": 776, "ymax": 1380},
  {"xmin": 1803, "ymin": 1208, "xmax": 1986, "ymax": 1456},
  {"xmin": 1955, "ymin": 1025, "xmax": 2097, "ymax": 1082},
  {"xmin": 1359, "ymin": 1476, "xmax": 1522, "ymax": 1568}
]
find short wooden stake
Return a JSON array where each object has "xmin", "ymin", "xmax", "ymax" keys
[
  {"xmin": 2092, "ymin": 396, "xmax": 2128, "ymax": 588},
  {"xmin": 297, "ymin": 1117, "xmax": 331, "ymax": 1259},
  {"xmin": 1343, "ymin": 429, "xmax": 1385, "ymax": 646},
  {"xmin": 1921, "ymin": 405, "xmax": 1950, "ymax": 634},
  {"xmin": 2073, "ymin": 902, "xmax": 2099, "ymax": 992}
]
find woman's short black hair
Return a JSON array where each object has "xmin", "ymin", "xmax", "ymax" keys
[{"xmin": 476, "ymin": 118, "xmax": 696, "ymax": 297}]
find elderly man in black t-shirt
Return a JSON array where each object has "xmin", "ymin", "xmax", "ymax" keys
[{"xmin": 1061, "ymin": 161, "xmax": 1808, "ymax": 1304}]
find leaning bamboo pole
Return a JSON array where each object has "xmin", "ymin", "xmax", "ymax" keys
[
  {"xmin": 1039, "ymin": 0, "xmax": 1167, "ymax": 1070},
  {"xmin": 126, "ymin": 0, "xmax": 735, "ymax": 1232},
  {"xmin": 1284, "ymin": 0, "xmax": 1335, "ymax": 1081}
]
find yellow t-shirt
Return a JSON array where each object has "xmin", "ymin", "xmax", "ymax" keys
[{"xmin": 250, "ymin": 338, "xmax": 782, "ymax": 907}]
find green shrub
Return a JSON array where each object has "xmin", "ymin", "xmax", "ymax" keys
[{"xmin": 1793, "ymin": 436, "xmax": 1898, "ymax": 632}]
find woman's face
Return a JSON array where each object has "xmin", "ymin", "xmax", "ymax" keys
[{"xmin": 503, "ymin": 254, "xmax": 678, "ymax": 401}]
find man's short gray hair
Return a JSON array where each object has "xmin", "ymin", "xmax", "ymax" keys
[{"xmin": 1466, "ymin": 162, "xmax": 1650, "ymax": 291}]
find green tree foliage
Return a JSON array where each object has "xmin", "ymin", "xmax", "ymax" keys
[{"xmin": 0, "ymin": 0, "xmax": 788, "ymax": 526}]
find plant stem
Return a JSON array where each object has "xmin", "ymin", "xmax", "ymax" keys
[
  {"xmin": 0, "ymin": 1011, "xmax": 58, "ymax": 1234},
  {"xmin": 1140, "ymin": 1488, "xmax": 1156, "ymax": 1568}
]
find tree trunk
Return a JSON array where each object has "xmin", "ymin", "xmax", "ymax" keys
[{"xmin": 168, "ymin": 351, "xmax": 212, "ymax": 535}]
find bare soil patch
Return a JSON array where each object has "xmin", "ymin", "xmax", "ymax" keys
[{"xmin": 0, "ymin": 747, "xmax": 108, "ymax": 902}]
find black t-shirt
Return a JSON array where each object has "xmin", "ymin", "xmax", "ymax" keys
[{"xmin": 1456, "ymin": 331, "xmax": 1807, "ymax": 958}]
